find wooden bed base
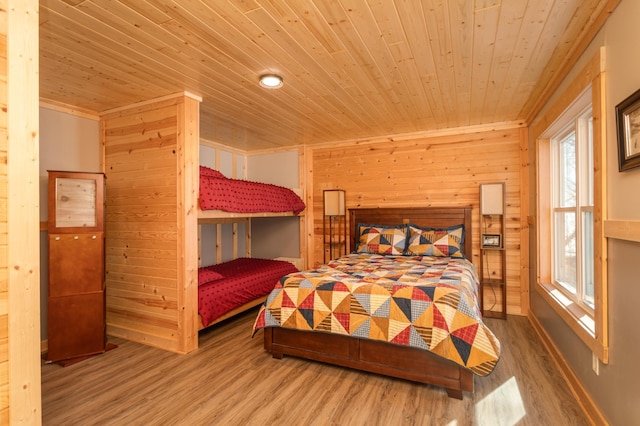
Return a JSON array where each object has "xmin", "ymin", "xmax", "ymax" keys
[
  {"xmin": 261, "ymin": 206, "xmax": 476, "ymax": 399},
  {"xmin": 264, "ymin": 327, "xmax": 474, "ymax": 399},
  {"xmin": 198, "ymin": 295, "xmax": 268, "ymax": 331}
]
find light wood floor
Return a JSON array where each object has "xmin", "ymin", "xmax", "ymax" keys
[{"xmin": 41, "ymin": 311, "xmax": 590, "ymax": 425}]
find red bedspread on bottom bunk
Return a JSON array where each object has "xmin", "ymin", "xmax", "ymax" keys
[{"xmin": 198, "ymin": 257, "xmax": 299, "ymax": 328}]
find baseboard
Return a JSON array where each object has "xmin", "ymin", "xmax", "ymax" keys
[{"xmin": 528, "ymin": 313, "xmax": 608, "ymax": 426}]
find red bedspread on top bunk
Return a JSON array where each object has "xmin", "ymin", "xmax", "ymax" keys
[
  {"xmin": 198, "ymin": 257, "xmax": 299, "ymax": 327},
  {"xmin": 199, "ymin": 166, "xmax": 305, "ymax": 215}
]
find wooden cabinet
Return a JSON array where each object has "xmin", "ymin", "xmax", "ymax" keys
[
  {"xmin": 47, "ymin": 171, "xmax": 106, "ymax": 363},
  {"xmin": 479, "ymin": 183, "xmax": 507, "ymax": 319}
]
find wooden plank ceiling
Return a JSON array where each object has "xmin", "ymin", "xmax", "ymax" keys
[{"xmin": 39, "ymin": 0, "xmax": 616, "ymax": 151}]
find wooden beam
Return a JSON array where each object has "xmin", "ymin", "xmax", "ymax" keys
[
  {"xmin": 7, "ymin": 0, "xmax": 42, "ymax": 423},
  {"xmin": 604, "ymin": 220, "xmax": 640, "ymax": 243}
]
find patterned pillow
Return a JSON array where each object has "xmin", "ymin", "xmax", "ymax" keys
[
  {"xmin": 356, "ymin": 224, "xmax": 408, "ymax": 255},
  {"xmin": 198, "ymin": 267, "xmax": 224, "ymax": 286},
  {"xmin": 406, "ymin": 224, "xmax": 465, "ymax": 258}
]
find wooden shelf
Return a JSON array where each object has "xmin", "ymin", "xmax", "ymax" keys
[
  {"xmin": 480, "ymin": 182, "xmax": 507, "ymax": 320},
  {"xmin": 604, "ymin": 219, "xmax": 640, "ymax": 242},
  {"xmin": 323, "ymin": 190, "xmax": 347, "ymax": 263},
  {"xmin": 482, "ymin": 278, "xmax": 505, "ymax": 287},
  {"xmin": 198, "ymin": 209, "xmax": 296, "ymax": 224}
]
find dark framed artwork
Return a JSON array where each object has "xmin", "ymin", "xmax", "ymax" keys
[
  {"xmin": 481, "ymin": 234, "xmax": 501, "ymax": 248},
  {"xmin": 616, "ymin": 88, "xmax": 640, "ymax": 171}
]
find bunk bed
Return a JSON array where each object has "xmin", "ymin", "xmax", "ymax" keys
[
  {"xmin": 198, "ymin": 166, "xmax": 305, "ymax": 220},
  {"xmin": 197, "ymin": 166, "xmax": 305, "ymax": 330},
  {"xmin": 252, "ymin": 207, "xmax": 500, "ymax": 399}
]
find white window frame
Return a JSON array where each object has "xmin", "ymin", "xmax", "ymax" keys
[{"xmin": 549, "ymin": 106, "xmax": 594, "ymax": 316}]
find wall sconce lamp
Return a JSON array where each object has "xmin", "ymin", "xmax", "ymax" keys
[
  {"xmin": 480, "ymin": 182, "xmax": 505, "ymax": 248},
  {"xmin": 480, "ymin": 182, "xmax": 505, "ymax": 216}
]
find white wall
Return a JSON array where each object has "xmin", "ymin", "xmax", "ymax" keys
[
  {"xmin": 39, "ymin": 107, "xmax": 100, "ymax": 340},
  {"xmin": 39, "ymin": 107, "xmax": 100, "ymax": 220},
  {"xmin": 248, "ymin": 150, "xmax": 302, "ymax": 259},
  {"xmin": 198, "ymin": 145, "xmax": 247, "ymax": 265},
  {"xmin": 247, "ymin": 150, "xmax": 299, "ymax": 187},
  {"xmin": 530, "ymin": 1, "xmax": 640, "ymax": 424},
  {"xmin": 197, "ymin": 146, "xmax": 303, "ymax": 263},
  {"xmin": 604, "ymin": 5, "xmax": 640, "ymax": 218}
]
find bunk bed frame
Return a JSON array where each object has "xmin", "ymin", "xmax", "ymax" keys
[
  {"xmin": 198, "ymin": 173, "xmax": 303, "ymax": 330},
  {"xmin": 196, "ymin": 215, "xmax": 303, "ymax": 331}
]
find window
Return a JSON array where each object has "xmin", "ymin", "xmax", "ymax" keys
[
  {"xmin": 534, "ymin": 48, "xmax": 607, "ymax": 363},
  {"xmin": 551, "ymin": 108, "xmax": 594, "ymax": 312}
]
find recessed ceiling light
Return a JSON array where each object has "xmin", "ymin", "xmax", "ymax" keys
[{"xmin": 259, "ymin": 74, "xmax": 283, "ymax": 89}]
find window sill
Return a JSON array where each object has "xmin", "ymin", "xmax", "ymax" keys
[{"xmin": 536, "ymin": 281, "xmax": 608, "ymax": 363}]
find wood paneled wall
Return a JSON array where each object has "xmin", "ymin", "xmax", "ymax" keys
[
  {"xmin": 102, "ymin": 93, "xmax": 200, "ymax": 354},
  {"xmin": 0, "ymin": 11, "xmax": 7, "ymax": 422},
  {"xmin": 308, "ymin": 127, "xmax": 527, "ymax": 315}
]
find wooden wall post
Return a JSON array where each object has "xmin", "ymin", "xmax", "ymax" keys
[
  {"xmin": 5, "ymin": 0, "xmax": 42, "ymax": 423},
  {"xmin": 102, "ymin": 93, "xmax": 201, "ymax": 354}
]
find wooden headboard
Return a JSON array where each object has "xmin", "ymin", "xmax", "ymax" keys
[{"xmin": 349, "ymin": 207, "xmax": 473, "ymax": 259}]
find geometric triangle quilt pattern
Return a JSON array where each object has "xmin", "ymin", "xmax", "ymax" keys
[{"xmin": 253, "ymin": 253, "xmax": 500, "ymax": 376}]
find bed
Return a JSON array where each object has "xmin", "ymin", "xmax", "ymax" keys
[
  {"xmin": 198, "ymin": 166, "xmax": 305, "ymax": 220},
  {"xmin": 252, "ymin": 207, "xmax": 500, "ymax": 399},
  {"xmin": 197, "ymin": 166, "xmax": 305, "ymax": 330},
  {"xmin": 197, "ymin": 258, "xmax": 299, "ymax": 329}
]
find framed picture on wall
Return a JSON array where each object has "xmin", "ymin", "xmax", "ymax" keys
[
  {"xmin": 616, "ymin": 88, "xmax": 640, "ymax": 171},
  {"xmin": 481, "ymin": 234, "xmax": 501, "ymax": 248}
]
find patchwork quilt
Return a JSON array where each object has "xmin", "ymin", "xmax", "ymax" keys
[{"xmin": 253, "ymin": 253, "xmax": 500, "ymax": 376}]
